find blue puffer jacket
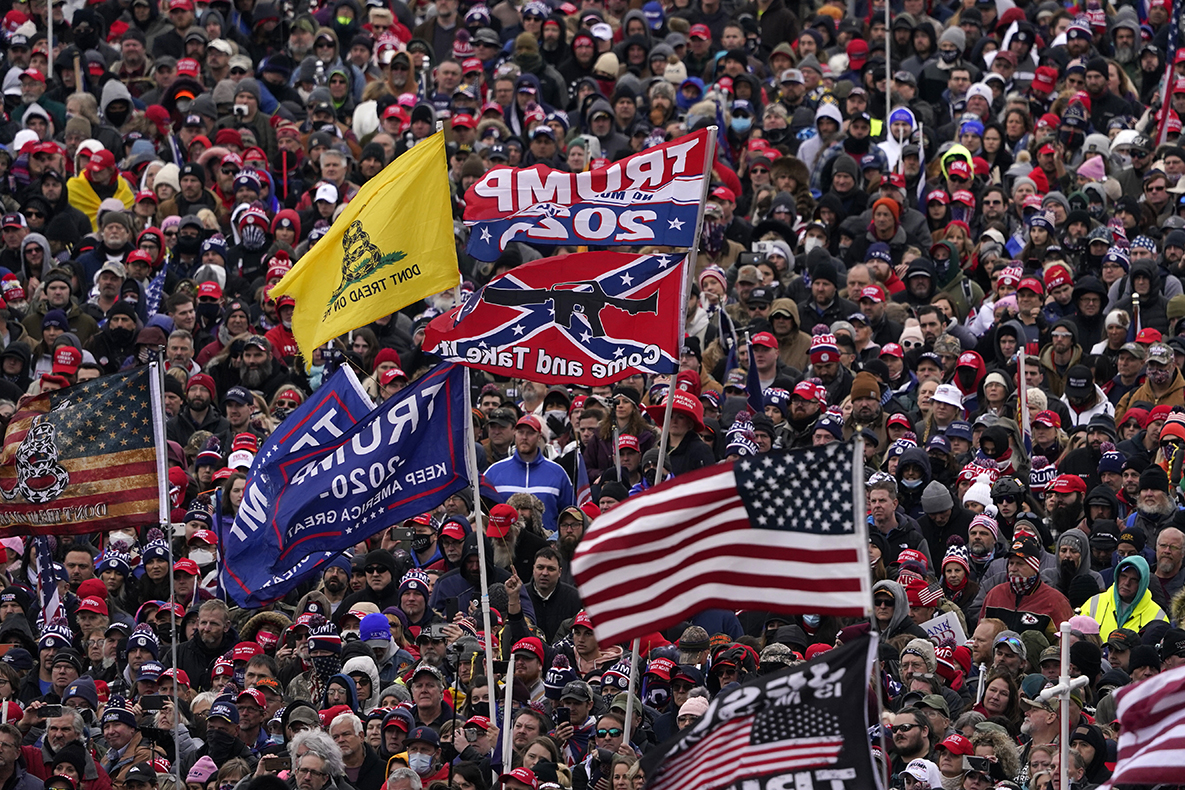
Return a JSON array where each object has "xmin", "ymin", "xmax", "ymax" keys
[{"xmin": 485, "ymin": 450, "xmax": 575, "ymax": 532}]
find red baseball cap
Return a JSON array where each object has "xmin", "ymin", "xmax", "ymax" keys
[
  {"xmin": 947, "ymin": 159, "xmax": 971, "ymax": 179},
  {"xmin": 499, "ymin": 768, "xmax": 538, "ymax": 790},
  {"xmin": 1048, "ymin": 474, "xmax": 1087, "ymax": 495},
  {"xmin": 78, "ymin": 597, "xmax": 108, "ymax": 616},
  {"xmin": 196, "ymin": 281, "xmax": 223, "ymax": 299},
  {"xmin": 1137, "ymin": 327, "xmax": 1163, "ymax": 344},
  {"xmin": 19, "ymin": 68, "xmax": 44, "ymax": 83},
  {"xmin": 1033, "ymin": 410, "xmax": 1061, "ymax": 428},
  {"xmin": 859, "ymin": 284, "xmax": 885, "ymax": 303},
  {"xmin": 236, "ymin": 689, "xmax": 266, "ymax": 708},
  {"xmin": 160, "ymin": 668, "xmax": 190, "ymax": 686},
  {"xmin": 169, "ymin": 0, "xmax": 194, "ymax": 10},
  {"xmin": 440, "ymin": 520, "xmax": 467, "ymax": 541},
  {"xmin": 173, "ymin": 559, "xmax": 200, "ymax": 576},
  {"xmin": 880, "ymin": 343, "xmax": 904, "ymax": 359},
  {"xmin": 885, "ymin": 172, "xmax": 906, "ymax": 190},
  {"xmin": 52, "ymin": 346, "xmax": 81, "ymax": 375},
  {"xmin": 511, "ymin": 637, "xmax": 544, "ymax": 664},
  {"xmin": 462, "ymin": 57, "xmax": 483, "ymax": 73},
  {"xmin": 515, "ymin": 414, "xmax": 542, "ymax": 432},
  {"xmin": 752, "ymin": 331, "xmax": 778, "ymax": 349},
  {"xmin": 573, "ymin": 611, "xmax": 594, "ymax": 630},
  {"xmin": 1018, "ymin": 277, "xmax": 1044, "ymax": 295},
  {"xmin": 689, "ymin": 23, "xmax": 710, "ymax": 39},
  {"xmin": 382, "ymin": 104, "xmax": 407, "ymax": 120},
  {"xmin": 380, "ymin": 367, "xmax": 408, "ymax": 387},
  {"xmin": 451, "ymin": 114, "xmax": 475, "ymax": 129},
  {"xmin": 87, "ymin": 149, "xmax": 116, "ymax": 173},
  {"xmin": 617, "ymin": 434, "xmax": 640, "ymax": 452},
  {"xmin": 937, "ymin": 734, "xmax": 974, "ymax": 756},
  {"xmin": 793, "ymin": 381, "xmax": 819, "ymax": 401},
  {"xmin": 486, "ymin": 503, "xmax": 518, "ymax": 538},
  {"xmin": 887, "ymin": 413, "xmax": 912, "ymax": 430},
  {"xmin": 233, "ymin": 642, "xmax": 263, "ymax": 661},
  {"xmin": 176, "ymin": 58, "xmax": 201, "ymax": 79},
  {"xmin": 710, "ymin": 186, "xmax": 735, "ymax": 203},
  {"xmin": 189, "ymin": 529, "xmax": 218, "ymax": 546}
]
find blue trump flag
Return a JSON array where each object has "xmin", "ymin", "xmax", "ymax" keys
[
  {"xmin": 223, "ymin": 363, "xmax": 470, "ymax": 606},
  {"xmin": 222, "ymin": 365, "xmax": 376, "ymax": 606}
]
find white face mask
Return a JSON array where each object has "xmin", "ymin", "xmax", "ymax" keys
[
  {"xmin": 190, "ymin": 549, "xmax": 215, "ymax": 566},
  {"xmin": 407, "ymin": 753, "xmax": 433, "ymax": 776},
  {"xmin": 108, "ymin": 532, "xmax": 137, "ymax": 552},
  {"xmin": 804, "ymin": 236, "xmax": 824, "ymax": 253}
]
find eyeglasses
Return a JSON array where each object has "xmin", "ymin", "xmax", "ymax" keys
[
  {"xmin": 365, "ymin": 565, "xmax": 389, "ymax": 574},
  {"xmin": 596, "ymin": 728, "xmax": 623, "ymax": 738},
  {"xmin": 983, "ymin": 198, "xmax": 1003, "ymax": 205},
  {"xmin": 295, "ymin": 769, "xmax": 328, "ymax": 779},
  {"xmin": 25, "ymin": 211, "xmax": 43, "ymax": 219},
  {"xmin": 750, "ymin": 167, "xmax": 769, "ymax": 174},
  {"xmin": 1147, "ymin": 185, "xmax": 1167, "ymax": 192}
]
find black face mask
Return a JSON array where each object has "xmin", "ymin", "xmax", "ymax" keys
[
  {"xmin": 196, "ymin": 302, "xmax": 221, "ymax": 325},
  {"xmin": 106, "ymin": 108, "xmax": 130, "ymax": 127},
  {"xmin": 74, "ymin": 27, "xmax": 98, "ymax": 51},
  {"xmin": 468, "ymin": 701, "xmax": 490, "ymax": 718},
  {"xmin": 206, "ymin": 729, "xmax": 238, "ymax": 762},
  {"xmin": 1059, "ymin": 129, "xmax": 1084, "ymax": 150},
  {"xmin": 763, "ymin": 127, "xmax": 789, "ymax": 145},
  {"xmin": 176, "ymin": 234, "xmax": 202, "ymax": 256},
  {"xmin": 411, "ymin": 535, "xmax": 431, "ymax": 552},
  {"xmin": 940, "ymin": 48, "xmax": 959, "ymax": 63}
]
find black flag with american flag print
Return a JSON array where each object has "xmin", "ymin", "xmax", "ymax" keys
[{"xmin": 641, "ymin": 634, "xmax": 881, "ymax": 790}]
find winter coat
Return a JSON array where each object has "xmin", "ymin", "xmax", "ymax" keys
[
  {"xmin": 105, "ymin": 732, "xmax": 166, "ymax": 790},
  {"xmin": 485, "ymin": 449, "xmax": 576, "ymax": 533},
  {"xmin": 1116, "ymin": 367, "xmax": 1185, "ymax": 421},
  {"xmin": 1079, "ymin": 556, "xmax": 1170, "ymax": 634},
  {"xmin": 980, "ymin": 579, "xmax": 1075, "ymax": 639},
  {"xmin": 872, "ymin": 580, "xmax": 928, "ymax": 640}
]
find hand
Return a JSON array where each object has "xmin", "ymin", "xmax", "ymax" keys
[
  {"xmin": 18, "ymin": 701, "xmax": 43, "ymax": 730},
  {"xmin": 276, "ymin": 644, "xmax": 295, "ymax": 663},
  {"xmin": 442, "ymin": 623, "xmax": 463, "ymax": 644},
  {"xmin": 552, "ymin": 722, "xmax": 574, "ymax": 743},
  {"xmin": 505, "ymin": 568, "xmax": 523, "ymax": 599},
  {"xmin": 451, "ymin": 727, "xmax": 471, "ymax": 754},
  {"xmin": 617, "ymin": 744, "xmax": 634, "ymax": 757},
  {"xmin": 155, "ymin": 700, "xmax": 176, "ymax": 730}
]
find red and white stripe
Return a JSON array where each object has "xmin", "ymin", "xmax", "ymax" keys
[
  {"xmin": 1103, "ymin": 665, "xmax": 1185, "ymax": 786},
  {"xmin": 650, "ymin": 717, "xmax": 844, "ymax": 790},
  {"xmin": 571, "ymin": 461, "xmax": 868, "ymax": 647}
]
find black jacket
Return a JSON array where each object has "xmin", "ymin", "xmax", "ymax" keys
[{"xmin": 173, "ymin": 630, "xmax": 237, "ymax": 691}]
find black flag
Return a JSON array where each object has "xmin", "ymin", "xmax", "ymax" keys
[{"xmin": 642, "ymin": 634, "xmax": 881, "ymax": 790}]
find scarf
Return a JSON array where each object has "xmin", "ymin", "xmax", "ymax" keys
[{"xmin": 1008, "ymin": 572, "xmax": 1040, "ymax": 597}]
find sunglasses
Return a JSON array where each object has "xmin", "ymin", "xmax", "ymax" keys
[
  {"xmin": 596, "ymin": 728, "xmax": 623, "ymax": 738},
  {"xmin": 750, "ymin": 167, "xmax": 769, "ymax": 174},
  {"xmin": 365, "ymin": 565, "xmax": 389, "ymax": 574},
  {"xmin": 25, "ymin": 211, "xmax": 43, "ymax": 219},
  {"xmin": 221, "ymin": 167, "xmax": 238, "ymax": 175},
  {"xmin": 891, "ymin": 724, "xmax": 918, "ymax": 733}
]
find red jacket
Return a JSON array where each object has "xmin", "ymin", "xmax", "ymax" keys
[
  {"xmin": 979, "ymin": 579, "xmax": 1074, "ymax": 638},
  {"xmin": 23, "ymin": 743, "xmax": 113, "ymax": 790}
]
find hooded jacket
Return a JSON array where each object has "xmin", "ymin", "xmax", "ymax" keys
[
  {"xmin": 768, "ymin": 298, "xmax": 811, "ymax": 371},
  {"xmin": 485, "ymin": 449, "xmax": 576, "ymax": 533},
  {"xmin": 871, "ymin": 580, "xmax": 928, "ymax": 640},
  {"xmin": 582, "ymin": 96, "xmax": 631, "ymax": 160},
  {"xmin": 1055, "ymin": 528, "xmax": 1106, "ymax": 597},
  {"xmin": 979, "ymin": 571, "xmax": 1075, "ymax": 639},
  {"xmin": 1080, "ymin": 555, "xmax": 1169, "ymax": 633},
  {"xmin": 428, "ymin": 532, "xmax": 537, "ymax": 622},
  {"xmin": 895, "ymin": 447, "xmax": 932, "ymax": 520}
]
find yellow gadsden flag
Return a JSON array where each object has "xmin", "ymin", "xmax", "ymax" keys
[{"xmin": 271, "ymin": 132, "xmax": 458, "ymax": 363}]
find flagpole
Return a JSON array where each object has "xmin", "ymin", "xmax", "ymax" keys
[
  {"xmin": 148, "ymin": 353, "xmax": 181, "ymax": 786},
  {"xmin": 500, "ymin": 653, "xmax": 515, "ymax": 769},
  {"xmin": 653, "ymin": 127, "xmax": 717, "ymax": 479},
  {"xmin": 621, "ymin": 636, "xmax": 642, "ymax": 748},
  {"xmin": 456, "ymin": 284, "xmax": 498, "ymax": 741},
  {"xmin": 1059, "ymin": 620, "xmax": 1071, "ymax": 790},
  {"xmin": 884, "ymin": 0, "xmax": 891, "ymax": 121},
  {"xmin": 855, "ymin": 436, "xmax": 886, "ymax": 789}
]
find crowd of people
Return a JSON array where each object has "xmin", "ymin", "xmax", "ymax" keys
[{"xmin": 2, "ymin": 0, "xmax": 1185, "ymax": 786}]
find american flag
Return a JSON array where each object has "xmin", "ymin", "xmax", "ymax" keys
[
  {"xmin": 1157, "ymin": 0, "xmax": 1185, "ymax": 146},
  {"xmin": 642, "ymin": 634, "xmax": 879, "ymax": 790},
  {"xmin": 1101, "ymin": 664, "xmax": 1185, "ymax": 786},
  {"xmin": 144, "ymin": 262, "xmax": 168, "ymax": 319},
  {"xmin": 571, "ymin": 441, "xmax": 869, "ymax": 646},
  {"xmin": 33, "ymin": 535, "xmax": 62, "ymax": 626}
]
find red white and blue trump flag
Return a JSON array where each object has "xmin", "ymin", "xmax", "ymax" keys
[
  {"xmin": 423, "ymin": 250, "xmax": 686, "ymax": 385},
  {"xmin": 463, "ymin": 129, "xmax": 711, "ymax": 260}
]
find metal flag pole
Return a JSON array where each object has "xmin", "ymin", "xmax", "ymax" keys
[
  {"xmin": 46, "ymin": 7, "xmax": 52, "ymax": 82},
  {"xmin": 623, "ymin": 128, "xmax": 717, "ymax": 755},
  {"xmin": 613, "ymin": 425, "xmax": 621, "ymax": 480},
  {"xmin": 854, "ymin": 437, "xmax": 888, "ymax": 790},
  {"xmin": 885, "ymin": 0, "xmax": 891, "ymax": 119},
  {"xmin": 500, "ymin": 653, "xmax": 516, "ymax": 767},
  {"xmin": 652, "ymin": 127, "xmax": 717, "ymax": 480},
  {"xmin": 148, "ymin": 353, "xmax": 181, "ymax": 784},
  {"xmin": 453, "ymin": 282, "xmax": 498, "ymax": 731},
  {"xmin": 621, "ymin": 636, "xmax": 642, "ymax": 747}
]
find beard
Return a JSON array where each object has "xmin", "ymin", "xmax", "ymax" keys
[
  {"xmin": 1158, "ymin": 556, "xmax": 1179, "ymax": 576},
  {"xmin": 241, "ymin": 359, "xmax": 273, "ymax": 388},
  {"xmin": 852, "ymin": 403, "xmax": 882, "ymax": 424},
  {"xmin": 1115, "ymin": 45, "xmax": 1135, "ymax": 64},
  {"xmin": 492, "ymin": 532, "xmax": 517, "ymax": 569},
  {"xmin": 1050, "ymin": 502, "xmax": 1083, "ymax": 534},
  {"xmin": 1138, "ymin": 494, "xmax": 1176, "ymax": 520},
  {"xmin": 559, "ymin": 534, "xmax": 579, "ymax": 555},
  {"xmin": 324, "ymin": 577, "xmax": 345, "ymax": 593}
]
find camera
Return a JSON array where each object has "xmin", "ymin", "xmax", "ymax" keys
[
  {"xmin": 737, "ymin": 252, "xmax": 764, "ymax": 267},
  {"xmin": 233, "ymin": 104, "xmax": 248, "ymax": 117}
]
